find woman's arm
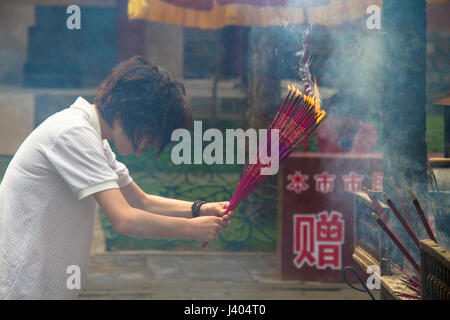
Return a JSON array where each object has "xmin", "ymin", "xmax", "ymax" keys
[
  {"xmin": 120, "ymin": 181, "xmax": 233, "ymax": 219},
  {"xmin": 120, "ymin": 181, "xmax": 192, "ymax": 218},
  {"xmin": 94, "ymin": 187, "xmax": 229, "ymax": 241}
]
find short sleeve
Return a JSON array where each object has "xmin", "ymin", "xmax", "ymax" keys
[
  {"xmin": 44, "ymin": 126, "xmax": 120, "ymax": 200},
  {"xmin": 102, "ymin": 141, "xmax": 133, "ymax": 188}
]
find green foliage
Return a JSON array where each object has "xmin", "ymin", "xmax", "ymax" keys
[
  {"xmin": 426, "ymin": 109, "xmax": 444, "ymax": 154},
  {"xmin": 114, "ymin": 118, "xmax": 245, "ymax": 174}
]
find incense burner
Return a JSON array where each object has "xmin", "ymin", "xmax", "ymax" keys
[{"xmin": 353, "ymin": 190, "xmax": 450, "ymax": 300}]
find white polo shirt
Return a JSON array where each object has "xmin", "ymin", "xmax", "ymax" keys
[{"xmin": 0, "ymin": 97, "xmax": 133, "ymax": 299}]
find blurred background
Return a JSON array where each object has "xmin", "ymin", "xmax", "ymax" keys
[{"xmin": 0, "ymin": 1, "xmax": 449, "ymax": 293}]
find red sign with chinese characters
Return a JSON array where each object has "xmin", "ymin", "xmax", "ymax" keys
[{"xmin": 278, "ymin": 152, "xmax": 383, "ymax": 281}]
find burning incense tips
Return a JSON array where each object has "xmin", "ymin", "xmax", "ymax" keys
[
  {"xmin": 407, "ymin": 188, "xmax": 437, "ymax": 242},
  {"xmin": 382, "ymin": 192, "xmax": 421, "ymax": 249},
  {"xmin": 371, "ymin": 212, "xmax": 421, "ymax": 275},
  {"xmin": 362, "ymin": 187, "xmax": 390, "ymax": 223}
]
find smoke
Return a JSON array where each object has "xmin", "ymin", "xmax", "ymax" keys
[
  {"xmin": 296, "ymin": 24, "xmax": 314, "ymax": 96},
  {"xmin": 320, "ymin": 22, "xmax": 384, "ymax": 126},
  {"xmin": 290, "ymin": 17, "xmax": 423, "ymax": 267}
]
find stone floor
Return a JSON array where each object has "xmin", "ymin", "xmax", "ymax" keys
[{"xmin": 79, "ymin": 213, "xmax": 379, "ymax": 300}]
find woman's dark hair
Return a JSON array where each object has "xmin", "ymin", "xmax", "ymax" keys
[{"xmin": 94, "ymin": 55, "xmax": 192, "ymax": 156}]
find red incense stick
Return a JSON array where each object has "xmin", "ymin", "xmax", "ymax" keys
[
  {"xmin": 407, "ymin": 189, "xmax": 436, "ymax": 242},
  {"xmin": 371, "ymin": 212, "xmax": 421, "ymax": 275},
  {"xmin": 363, "ymin": 187, "xmax": 390, "ymax": 223},
  {"xmin": 382, "ymin": 192, "xmax": 421, "ymax": 249},
  {"xmin": 390, "ymin": 176, "xmax": 415, "ymax": 230}
]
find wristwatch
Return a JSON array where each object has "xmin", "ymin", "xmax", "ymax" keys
[{"xmin": 191, "ymin": 200, "xmax": 206, "ymax": 218}]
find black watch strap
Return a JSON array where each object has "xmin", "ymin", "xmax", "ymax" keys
[{"xmin": 191, "ymin": 200, "xmax": 206, "ymax": 218}]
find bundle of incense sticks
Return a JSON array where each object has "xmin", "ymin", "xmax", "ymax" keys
[{"xmin": 202, "ymin": 82, "xmax": 327, "ymax": 247}]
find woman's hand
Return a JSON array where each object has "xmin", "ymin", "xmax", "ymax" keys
[
  {"xmin": 188, "ymin": 216, "xmax": 230, "ymax": 242},
  {"xmin": 199, "ymin": 201, "xmax": 234, "ymax": 222}
]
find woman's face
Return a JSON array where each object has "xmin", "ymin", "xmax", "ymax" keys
[{"xmin": 111, "ymin": 119, "xmax": 148, "ymax": 157}]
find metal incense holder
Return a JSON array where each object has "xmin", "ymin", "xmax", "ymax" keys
[{"xmin": 353, "ymin": 190, "xmax": 450, "ymax": 300}]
